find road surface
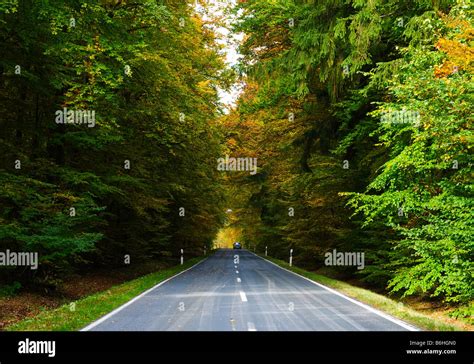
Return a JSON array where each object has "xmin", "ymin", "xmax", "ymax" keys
[{"xmin": 82, "ymin": 249, "xmax": 416, "ymax": 331}]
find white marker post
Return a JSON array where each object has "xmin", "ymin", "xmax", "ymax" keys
[
  {"xmin": 180, "ymin": 249, "xmax": 184, "ymax": 265},
  {"xmin": 289, "ymin": 249, "xmax": 293, "ymax": 267},
  {"xmin": 265, "ymin": 246, "xmax": 268, "ymax": 256}
]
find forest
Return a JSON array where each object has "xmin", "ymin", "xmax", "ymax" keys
[{"xmin": 0, "ymin": 0, "xmax": 472, "ymax": 326}]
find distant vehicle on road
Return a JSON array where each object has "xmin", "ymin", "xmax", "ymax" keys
[{"xmin": 233, "ymin": 242, "xmax": 242, "ymax": 249}]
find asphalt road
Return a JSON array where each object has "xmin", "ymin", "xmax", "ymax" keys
[{"xmin": 82, "ymin": 249, "xmax": 417, "ymax": 331}]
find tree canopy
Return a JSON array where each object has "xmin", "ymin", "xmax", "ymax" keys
[
  {"xmin": 0, "ymin": 0, "xmax": 472, "ymax": 318},
  {"xmin": 1, "ymin": 0, "xmax": 228, "ymax": 287},
  {"xmin": 223, "ymin": 0, "xmax": 473, "ymax": 311}
]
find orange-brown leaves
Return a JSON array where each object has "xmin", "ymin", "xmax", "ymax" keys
[{"xmin": 434, "ymin": 16, "xmax": 474, "ymax": 78}]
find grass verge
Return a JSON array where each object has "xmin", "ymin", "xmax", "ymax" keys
[
  {"xmin": 5, "ymin": 256, "xmax": 205, "ymax": 331},
  {"xmin": 260, "ymin": 255, "xmax": 470, "ymax": 331}
]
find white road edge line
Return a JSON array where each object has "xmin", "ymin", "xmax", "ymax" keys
[
  {"xmin": 248, "ymin": 251, "xmax": 419, "ymax": 331},
  {"xmin": 236, "ymin": 277, "xmax": 241, "ymax": 283},
  {"xmin": 239, "ymin": 291, "xmax": 248, "ymax": 302},
  {"xmin": 247, "ymin": 322, "xmax": 257, "ymax": 331},
  {"xmin": 81, "ymin": 257, "xmax": 210, "ymax": 331}
]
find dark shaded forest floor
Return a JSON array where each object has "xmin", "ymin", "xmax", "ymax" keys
[{"xmin": 0, "ymin": 259, "xmax": 175, "ymax": 330}]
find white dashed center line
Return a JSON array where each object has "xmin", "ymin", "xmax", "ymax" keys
[
  {"xmin": 236, "ymin": 270, "xmax": 239, "ymax": 274},
  {"xmin": 239, "ymin": 291, "xmax": 248, "ymax": 302},
  {"xmin": 236, "ymin": 277, "xmax": 241, "ymax": 283},
  {"xmin": 247, "ymin": 322, "xmax": 257, "ymax": 331}
]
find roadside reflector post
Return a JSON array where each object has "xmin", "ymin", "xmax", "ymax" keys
[
  {"xmin": 180, "ymin": 249, "xmax": 184, "ymax": 265},
  {"xmin": 289, "ymin": 249, "xmax": 293, "ymax": 267},
  {"xmin": 265, "ymin": 246, "xmax": 268, "ymax": 256}
]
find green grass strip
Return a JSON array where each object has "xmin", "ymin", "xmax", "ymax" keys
[
  {"xmin": 6, "ymin": 256, "xmax": 205, "ymax": 331},
  {"xmin": 261, "ymin": 255, "xmax": 467, "ymax": 331}
]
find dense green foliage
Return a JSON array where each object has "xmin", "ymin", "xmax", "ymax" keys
[
  {"xmin": 225, "ymin": 0, "xmax": 473, "ymax": 308},
  {"xmin": 0, "ymin": 0, "xmax": 227, "ymax": 288},
  {"xmin": 0, "ymin": 0, "xmax": 471, "ymax": 316}
]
